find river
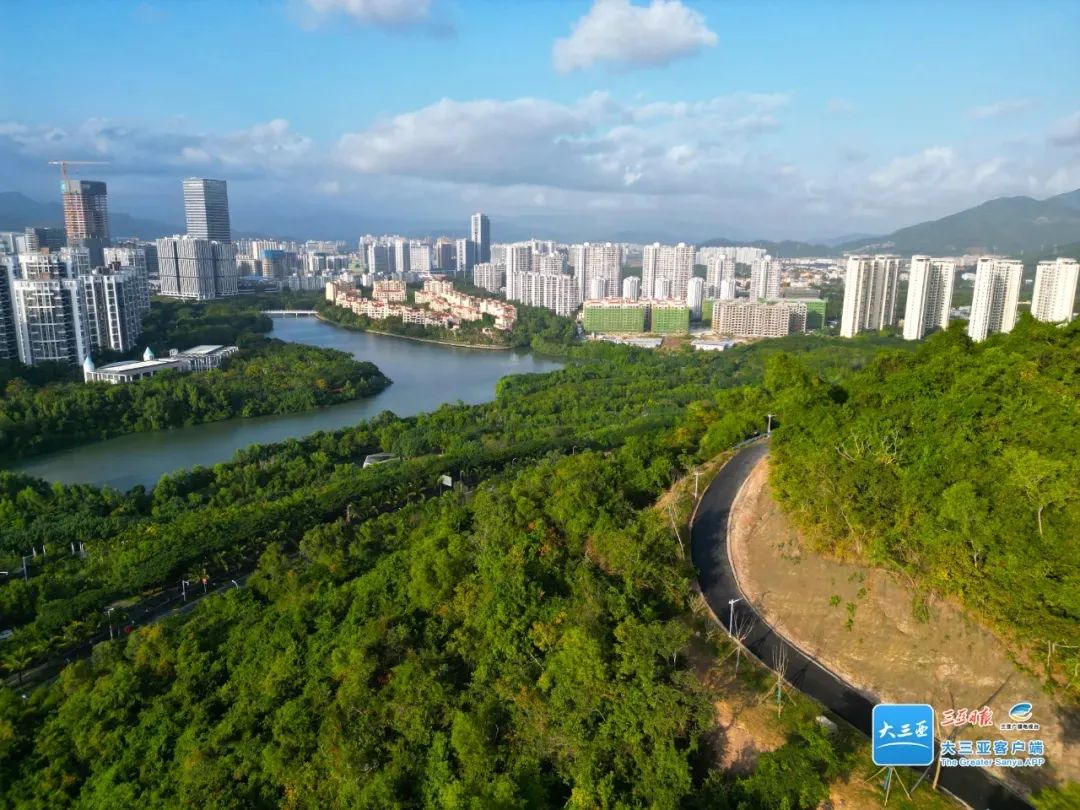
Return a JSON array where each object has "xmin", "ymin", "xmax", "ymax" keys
[{"xmin": 10, "ymin": 318, "xmax": 564, "ymax": 491}]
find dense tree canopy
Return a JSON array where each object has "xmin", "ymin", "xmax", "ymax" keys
[
  {"xmin": 0, "ymin": 323, "xmax": 957, "ymax": 807},
  {"xmin": 0, "ymin": 341, "xmax": 388, "ymax": 460}
]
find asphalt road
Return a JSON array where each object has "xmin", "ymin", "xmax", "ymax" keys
[{"xmin": 690, "ymin": 443, "xmax": 1032, "ymax": 810}]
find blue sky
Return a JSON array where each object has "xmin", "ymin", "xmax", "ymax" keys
[{"xmin": 2, "ymin": 0, "xmax": 1078, "ymax": 241}]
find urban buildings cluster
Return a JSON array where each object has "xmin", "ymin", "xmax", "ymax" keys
[
  {"xmin": 0, "ymin": 174, "xmax": 242, "ymax": 368},
  {"xmin": 326, "ymin": 278, "xmax": 516, "ymax": 332},
  {"xmin": 4, "ymin": 171, "xmax": 1077, "ymax": 358}
]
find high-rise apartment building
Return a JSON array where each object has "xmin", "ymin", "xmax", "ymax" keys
[
  {"xmin": 903, "ymin": 256, "xmax": 955, "ymax": 340},
  {"xmin": 409, "ymin": 242, "xmax": 432, "ymax": 273},
  {"xmin": 1031, "ymin": 257, "xmax": 1079, "ymax": 324},
  {"xmin": 367, "ymin": 243, "xmax": 390, "ymax": 275},
  {"xmin": 183, "ymin": 178, "xmax": 232, "ymax": 242},
  {"xmin": 9, "ymin": 250, "xmax": 94, "ymax": 365},
  {"xmin": 435, "ymin": 238, "xmax": 455, "ymax": 272},
  {"xmin": 504, "ymin": 243, "xmax": 532, "ymax": 300},
  {"xmin": 968, "ymin": 258, "xmax": 1023, "ymax": 341},
  {"xmin": 472, "ymin": 262, "xmax": 504, "ymax": 293},
  {"xmin": 686, "ymin": 276, "xmax": 705, "ymax": 319},
  {"xmin": 83, "ymin": 268, "xmax": 143, "ymax": 353},
  {"xmin": 507, "ymin": 270, "xmax": 580, "ymax": 316},
  {"xmin": 156, "ymin": 236, "xmax": 239, "ymax": 300},
  {"xmin": 706, "ymin": 256, "xmax": 735, "ymax": 300},
  {"xmin": 63, "ymin": 180, "xmax": 110, "ymax": 245},
  {"xmin": 456, "ymin": 238, "xmax": 475, "ymax": 274},
  {"xmin": 574, "ymin": 242, "xmax": 621, "ymax": 300},
  {"xmin": 0, "ymin": 261, "xmax": 16, "ymax": 360},
  {"xmin": 642, "ymin": 242, "xmax": 694, "ymax": 300},
  {"xmin": 840, "ymin": 255, "xmax": 900, "ymax": 338},
  {"xmin": 470, "ymin": 213, "xmax": 491, "ymax": 263},
  {"xmin": 103, "ymin": 246, "xmax": 152, "ymax": 314},
  {"xmin": 537, "ymin": 253, "xmax": 566, "ymax": 275},
  {"xmin": 622, "ymin": 276, "xmax": 641, "ymax": 301},
  {"xmin": 749, "ymin": 257, "xmax": 782, "ymax": 301},
  {"xmin": 392, "ymin": 238, "xmax": 410, "ymax": 276},
  {"xmin": 18, "ymin": 248, "xmax": 91, "ymax": 279},
  {"xmin": 261, "ymin": 249, "xmax": 291, "ymax": 279},
  {"xmin": 25, "ymin": 226, "xmax": 66, "ymax": 251}
]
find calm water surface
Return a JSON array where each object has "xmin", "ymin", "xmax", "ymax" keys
[{"xmin": 11, "ymin": 318, "xmax": 563, "ymax": 490}]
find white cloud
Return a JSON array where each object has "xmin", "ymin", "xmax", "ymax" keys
[
  {"xmin": 5, "ymin": 95, "xmax": 1075, "ymax": 240},
  {"xmin": 303, "ymin": 0, "xmax": 432, "ymax": 26},
  {"xmin": 553, "ymin": 0, "xmax": 717, "ymax": 73},
  {"xmin": 334, "ymin": 92, "xmax": 788, "ymax": 195},
  {"xmin": 1049, "ymin": 110, "xmax": 1080, "ymax": 146},
  {"xmin": 869, "ymin": 146, "xmax": 956, "ymax": 194},
  {"xmin": 968, "ymin": 98, "xmax": 1035, "ymax": 119},
  {"xmin": 0, "ymin": 117, "xmax": 313, "ymax": 176}
]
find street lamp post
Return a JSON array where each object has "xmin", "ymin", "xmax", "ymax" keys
[
  {"xmin": 728, "ymin": 597, "xmax": 743, "ymax": 633},
  {"xmin": 231, "ymin": 579, "xmax": 240, "ymax": 590},
  {"xmin": 181, "ymin": 579, "xmax": 189, "ymax": 602},
  {"xmin": 106, "ymin": 607, "xmax": 115, "ymax": 640},
  {"xmin": 766, "ymin": 413, "xmax": 774, "ymax": 436}
]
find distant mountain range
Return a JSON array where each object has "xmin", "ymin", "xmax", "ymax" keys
[
  {"xmin": 698, "ymin": 189, "xmax": 1080, "ymax": 259},
  {"xmin": 0, "ymin": 191, "xmax": 179, "ymax": 241},
  {"xmin": 696, "ymin": 236, "xmax": 835, "ymax": 258},
  {"xmin": 5, "ymin": 186, "xmax": 1080, "ymax": 258},
  {"xmin": 838, "ymin": 189, "xmax": 1080, "ymax": 257}
]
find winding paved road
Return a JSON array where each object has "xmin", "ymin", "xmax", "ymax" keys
[{"xmin": 691, "ymin": 443, "xmax": 1032, "ymax": 810}]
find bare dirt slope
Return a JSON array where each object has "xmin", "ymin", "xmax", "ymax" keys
[{"xmin": 729, "ymin": 458, "xmax": 1077, "ymax": 795}]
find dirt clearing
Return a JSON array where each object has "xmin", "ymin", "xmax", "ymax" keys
[{"xmin": 728, "ymin": 457, "xmax": 1077, "ymax": 795}]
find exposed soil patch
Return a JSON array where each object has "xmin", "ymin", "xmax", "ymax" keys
[{"xmin": 728, "ymin": 458, "xmax": 1077, "ymax": 795}]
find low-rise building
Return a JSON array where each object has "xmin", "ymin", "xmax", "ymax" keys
[
  {"xmin": 328, "ymin": 279, "xmax": 516, "ymax": 331},
  {"xmin": 372, "ymin": 279, "xmax": 407, "ymax": 302},
  {"xmin": 83, "ymin": 344, "xmax": 238, "ymax": 384}
]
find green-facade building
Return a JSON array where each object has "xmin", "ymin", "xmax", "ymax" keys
[
  {"xmin": 583, "ymin": 303, "xmax": 647, "ymax": 333},
  {"xmin": 650, "ymin": 306, "xmax": 690, "ymax": 335}
]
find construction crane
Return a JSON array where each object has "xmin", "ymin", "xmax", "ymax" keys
[{"xmin": 48, "ymin": 160, "xmax": 110, "ymax": 187}]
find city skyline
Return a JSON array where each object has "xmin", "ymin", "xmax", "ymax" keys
[{"xmin": 2, "ymin": 0, "xmax": 1078, "ymax": 241}]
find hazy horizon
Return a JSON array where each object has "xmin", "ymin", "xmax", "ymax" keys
[{"xmin": 3, "ymin": 0, "xmax": 1078, "ymax": 242}]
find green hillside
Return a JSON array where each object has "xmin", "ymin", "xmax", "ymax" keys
[{"xmin": 768, "ymin": 317, "xmax": 1080, "ymax": 693}]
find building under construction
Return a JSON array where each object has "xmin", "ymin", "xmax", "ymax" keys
[{"xmin": 62, "ymin": 180, "xmax": 110, "ymax": 244}]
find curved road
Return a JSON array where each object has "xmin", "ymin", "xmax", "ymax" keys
[{"xmin": 691, "ymin": 443, "xmax": 1032, "ymax": 810}]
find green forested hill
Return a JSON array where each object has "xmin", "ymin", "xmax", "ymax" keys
[
  {"xmin": 0, "ymin": 334, "xmax": 902, "ymax": 808},
  {"xmin": 768, "ymin": 316, "xmax": 1080, "ymax": 689}
]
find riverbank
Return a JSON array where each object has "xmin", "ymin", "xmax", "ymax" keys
[
  {"xmin": 0, "ymin": 339, "xmax": 389, "ymax": 465},
  {"xmin": 316, "ymin": 312, "xmax": 512, "ymax": 350},
  {"xmin": 10, "ymin": 318, "xmax": 565, "ymax": 490}
]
